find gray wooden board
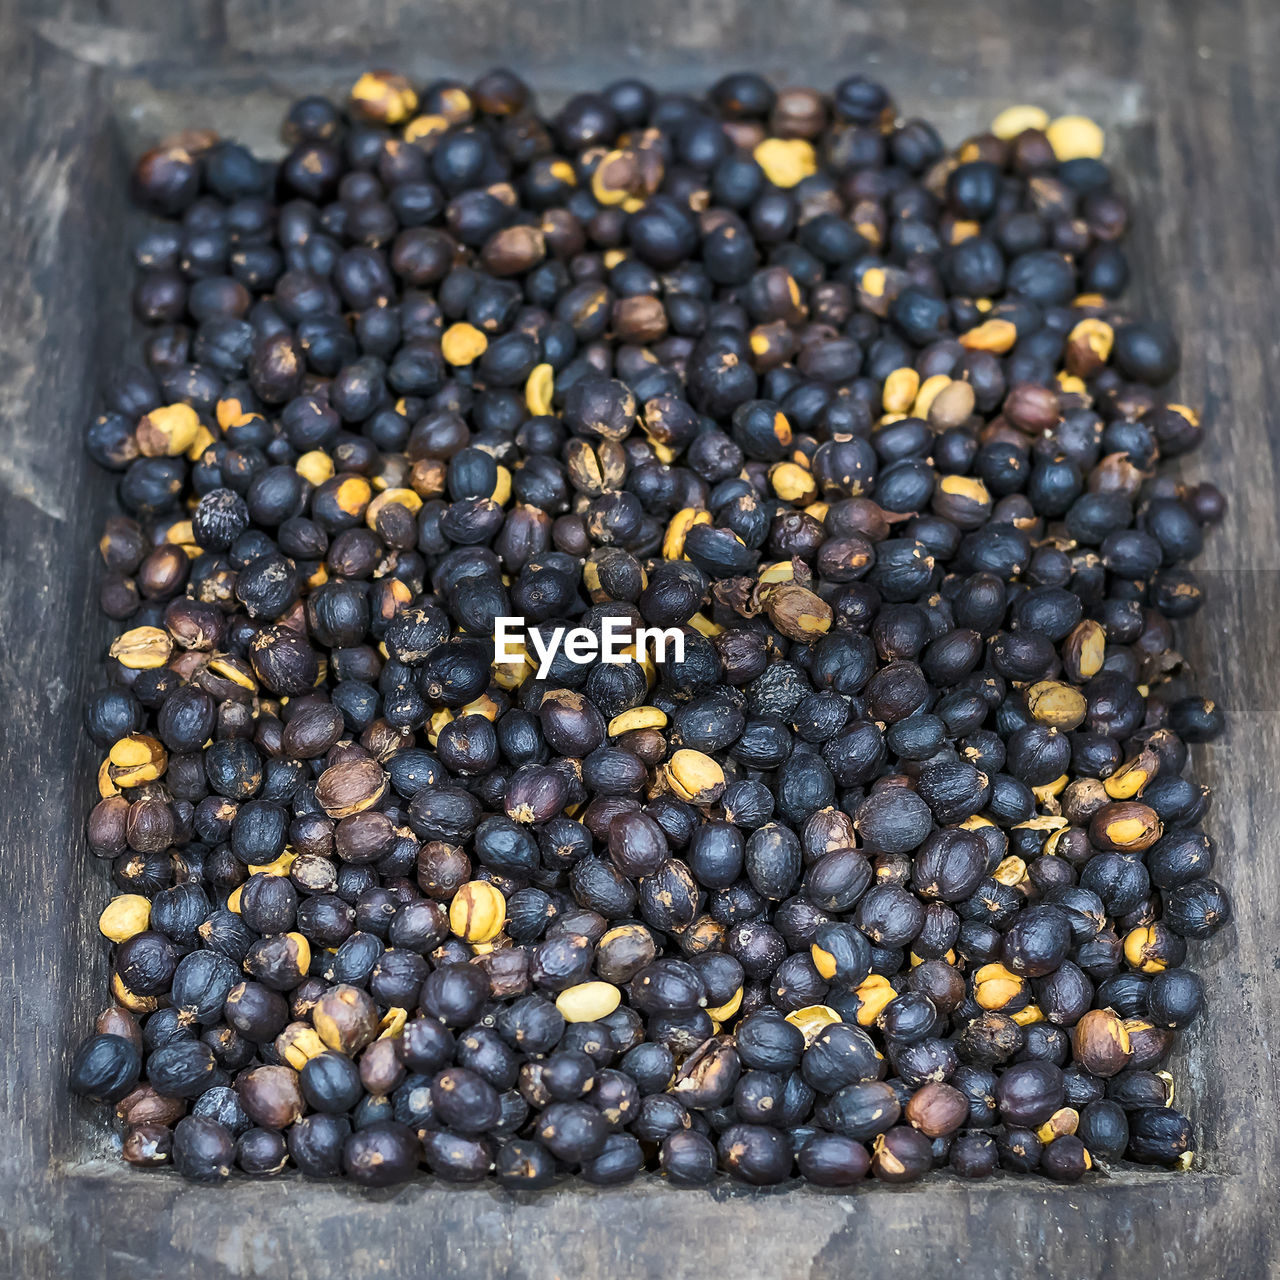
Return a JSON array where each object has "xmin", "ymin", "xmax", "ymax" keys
[{"xmin": 1, "ymin": 1, "xmax": 1278, "ymax": 1276}]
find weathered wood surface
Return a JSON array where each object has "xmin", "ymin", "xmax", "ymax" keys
[{"xmin": 1, "ymin": 1, "xmax": 1278, "ymax": 1276}]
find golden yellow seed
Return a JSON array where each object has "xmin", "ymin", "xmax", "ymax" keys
[
  {"xmin": 993, "ymin": 855, "xmax": 1028, "ymax": 887},
  {"xmin": 279, "ymin": 1024, "xmax": 326, "ymax": 1071},
  {"xmin": 1157, "ymin": 1071, "xmax": 1175, "ymax": 1108},
  {"xmin": 1042, "ymin": 827, "xmax": 1069, "ymax": 858},
  {"xmin": 749, "ymin": 331, "xmax": 772, "ymax": 357},
  {"xmin": 378, "ymin": 1007, "xmax": 408, "ymax": 1039},
  {"xmin": 1068, "ymin": 317, "xmax": 1115, "ymax": 362},
  {"xmin": 248, "ymin": 850, "xmax": 297, "ymax": 878},
  {"xmin": 1027, "ymin": 680, "xmax": 1088, "ymax": 730},
  {"xmin": 662, "ymin": 507, "xmax": 712, "ymax": 560},
  {"xmin": 959, "ymin": 318, "xmax": 1018, "ymax": 353},
  {"xmin": 753, "ymin": 137, "xmax": 817, "ymax": 188},
  {"xmin": 332, "ymin": 476, "xmax": 372, "ymax": 519},
  {"xmin": 974, "ymin": 963, "xmax": 1026, "ymax": 1010},
  {"xmin": 688, "ymin": 612, "xmax": 723, "ymax": 638},
  {"xmin": 227, "ymin": 885, "xmax": 244, "ymax": 914},
  {"xmin": 1069, "ymin": 619, "xmax": 1107, "ymax": 679},
  {"xmin": 990, "ymin": 104, "xmax": 1051, "ymax": 139},
  {"xmin": 187, "ymin": 423, "xmax": 215, "ymax": 461},
  {"xmin": 811, "ymin": 944, "xmax": 837, "ymax": 981},
  {"xmin": 111, "ymin": 973, "xmax": 158, "ymax": 1015},
  {"xmin": 108, "ymin": 626, "xmax": 172, "ymax": 670},
  {"xmin": 598, "ymin": 249, "xmax": 627, "ymax": 272},
  {"xmin": 430, "ymin": 706, "xmax": 460, "ymax": 747},
  {"xmin": 207, "ymin": 655, "xmax": 258, "ymax": 691},
  {"xmin": 441, "ymin": 322, "xmax": 489, "ymax": 365},
  {"xmin": 285, "ymin": 933, "xmax": 311, "ymax": 974},
  {"xmin": 949, "ymin": 219, "xmax": 981, "ymax": 244},
  {"xmin": 449, "ymin": 881, "xmax": 507, "ymax": 943},
  {"xmin": 1047, "ymin": 115, "xmax": 1105, "ymax": 161},
  {"xmin": 1012, "ymin": 1004, "xmax": 1045, "ymax": 1026},
  {"xmin": 590, "ymin": 150, "xmax": 631, "ymax": 206},
  {"xmin": 1037, "ymin": 1107, "xmax": 1080, "ymax": 1142},
  {"xmin": 525, "ymin": 362, "xmax": 555, "ymax": 416},
  {"xmin": 758, "ymin": 561, "xmax": 798, "ymax": 585},
  {"xmin": 882, "ymin": 366, "xmax": 920, "ymax": 413},
  {"xmin": 403, "ymin": 113, "xmax": 450, "ymax": 144},
  {"xmin": 705, "ymin": 987, "xmax": 743, "ymax": 1022},
  {"xmin": 108, "ymin": 734, "xmax": 167, "ymax": 787},
  {"xmin": 365, "ymin": 487, "xmax": 422, "ymax": 529},
  {"xmin": 938, "ymin": 474, "xmax": 991, "ymax": 506},
  {"xmin": 492, "ymin": 649, "xmax": 534, "ymax": 691},
  {"xmin": 97, "ymin": 760, "xmax": 120, "ymax": 799},
  {"xmin": 350, "ymin": 71, "xmax": 419, "ymax": 125},
  {"xmin": 770, "ymin": 460, "xmax": 818, "ymax": 504},
  {"xmin": 1123, "ymin": 926, "xmax": 1167, "ymax": 973},
  {"xmin": 861, "ymin": 266, "xmax": 887, "ymax": 299},
  {"xmin": 665, "ymin": 749, "xmax": 725, "ymax": 803},
  {"xmin": 491, "ymin": 465, "xmax": 512, "ymax": 506},
  {"xmin": 1106, "ymin": 817, "xmax": 1150, "ymax": 847},
  {"xmin": 959, "ymin": 814, "xmax": 996, "ymax": 831},
  {"xmin": 422, "ymin": 707, "xmax": 453, "ymax": 747},
  {"xmin": 853, "ymin": 975, "xmax": 896, "ymax": 1027},
  {"xmin": 163, "ymin": 520, "xmax": 196, "ymax": 548},
  {"xmin": 216, "ymin": 397, "xmax": 255, "ymax": 430},
  {"xmin": 785, "ymin": 1004, "xmax": 843, "ymax": 1046},
  {"xmin": 1105, "ymin": 757, "xmax": 1154, "ymax": 800},
  {"xmin": 455, "ymin": 695, "xmax": 496, "ymax": 726},
  {"xmin": 609, "ymin": 707, "xmax": 668, "ymax": 736},
  {"xmin": 549, "ymin": 159, "xmax": 577, "ymax": 186},
  {"xmin": 556, "ymin": 981, "xmax": 622, "ymax": 1023},
  {"xmin": 138, "ymin": 403, "xmax": 201, "ymax": 457},
  {"xmin": 99, "ymin": 894, "xmax": 152, "ymax": 943},
  {"xmin": 912, "ymin": 373, "xmax": 952, "ymax": 419},
  {"xmin": 974, "ymin": 297, "xmax": 993, "ymax": 313}
]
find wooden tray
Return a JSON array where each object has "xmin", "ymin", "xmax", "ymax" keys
[{"xmin": 2, "ymin": 3, "xmax": 1276, "ymax": 1275}]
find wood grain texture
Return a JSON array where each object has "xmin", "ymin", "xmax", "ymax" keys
[{"xmin": 1, "ymin": 2, "xmax": 1278, "ymax": 1277}]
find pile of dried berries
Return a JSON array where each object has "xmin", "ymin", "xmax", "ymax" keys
[{"xmin": 71, "ymin": 68, "xmax": 1231, "ymax": 1188}]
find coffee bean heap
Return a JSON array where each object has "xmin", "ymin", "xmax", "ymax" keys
[{"xmin": 71, "ymin": 68, "xmax": 1230, "ymax": 1187}]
